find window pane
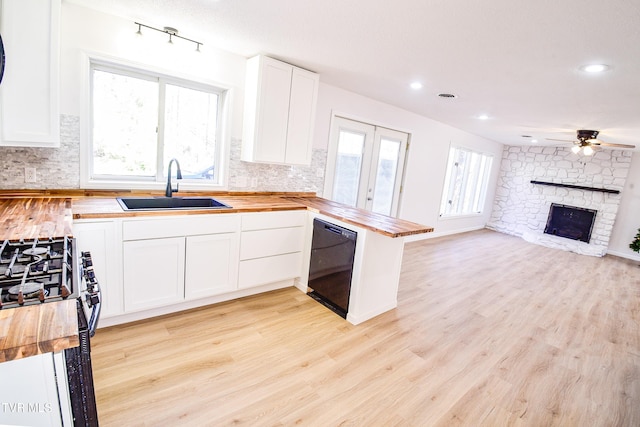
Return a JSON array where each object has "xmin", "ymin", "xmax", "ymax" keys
[
  {"xmin": 332, "ymin": 130, "xmax": 365, "ymax": 207},
  {"xmin": 440, "ymin": 147, "xmax": 492, "ymax": 217},
  {"xmin": 163, "ymin": 84, "xmax": 219, "ymax": 180},
  {"xmin": 371, "ymin": 138, "xmax": 400, "ymax": 215},
  {"xmin": 92, "ymin": 70, "xmax": 158, "ymax": 177}
]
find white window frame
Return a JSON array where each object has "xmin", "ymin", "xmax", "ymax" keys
[
  {"xmin": 80, "ymin": 53, "xmax": 232, "ymax": 190},
  {"xmin": 439, "ymin": 145, "xmax": 493, "ymax": 218}
]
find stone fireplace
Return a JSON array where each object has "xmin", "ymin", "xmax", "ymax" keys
[{"xmin": 487, "ymin": 146, "xmax": 632, "ymax": 256}]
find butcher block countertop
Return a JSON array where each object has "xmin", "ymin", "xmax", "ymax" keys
[
  {"xmin": 66, "ymin": 191, "xmax": 433, "ymax": 238},
  {"xmin": 0, "ymin": 190, "xmax": 433, "ymax": 240},
  {"xmin": 0, "ymin": 197, "xmax": 73, "ymax": 241},
  {"xmin": 71, "ymin": 193, "xmax": 309, "ymax": 218},
  {"xmin": 0, "ymin": 299, "xmax": 79, "ymax": 363},
  {"xmin": 0, "ymin": 190, "xmax": 433, "ymax": 239},
  {"xmin": 287, "ymin": 197, "xmax": 434, "ymax": 237}
]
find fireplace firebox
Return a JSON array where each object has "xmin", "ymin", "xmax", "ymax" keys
[{"xmin": 544, "ymin": 203, "xmax": 597, "ymax": 243}]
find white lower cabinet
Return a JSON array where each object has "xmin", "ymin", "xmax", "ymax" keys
[
  {"xmin": 73, "ymin": 220, "xmax": 124, "ymax": 318},
  {"xmin": 185, "ymin": 233, "xmax": 238, "ymax": 299},
  {"xmin": 74, "ymin": 210, "xmax": 308, "ymax": 324},
  {"xmin": 123, "ymin": 237, "xmax": 185, "ymax": 312},
  {"xmin": 121, "ymin": 214, "xmax": 240, "ymax": 313},
  {"xmin": 238, "ymin": 252, "xmax": 302, "ymax": 289},
  {"xmin": 238, "ymin": 211, "xmax": 306, "ymax": 289}
]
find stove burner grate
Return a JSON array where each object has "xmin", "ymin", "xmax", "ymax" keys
[{"xmin": 0, "ymin": 237, "xmax": 74, "ymax": 308}]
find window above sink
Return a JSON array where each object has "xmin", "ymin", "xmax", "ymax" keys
[{"xmin": 81, "ymin": 55, "xmax": 231, "ymax": 191}]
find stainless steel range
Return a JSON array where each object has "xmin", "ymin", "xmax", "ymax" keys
[{"xmin": 0, "ymin": 236, "xmax": 101, "ymax": 426}]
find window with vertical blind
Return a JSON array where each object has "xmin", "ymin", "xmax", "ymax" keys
[{"xmin": 439, "ymin": 146, "xmax": 493, "ymax": 217}]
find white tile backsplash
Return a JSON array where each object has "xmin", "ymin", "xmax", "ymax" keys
[
  {"xmin": 0, "ymin": 115, "xmax": 326, "ymax": 194},
  {"xmin": 0, "ymin": 115, "xmax": 81, "ymax": 189}
]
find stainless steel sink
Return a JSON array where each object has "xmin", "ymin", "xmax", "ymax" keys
[{"xmin": 116, "ymin": 197, "xmax": 231, "ymax": 211}]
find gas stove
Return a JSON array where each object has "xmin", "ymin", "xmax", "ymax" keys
[
  {"xmin": 0, "ymin": 235, "xmax": 102, "ymax": 425},
  {"xmin": 0, "ymin": 236, "xmax": 76, "ymax": 309}
]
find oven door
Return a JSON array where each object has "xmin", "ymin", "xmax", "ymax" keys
[{"xmin": 64, "ymin": 248, "xmax": 101, "ymax": 426}]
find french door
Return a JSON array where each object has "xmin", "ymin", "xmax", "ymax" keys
[{"xmin": 324, "ymin": 116, "xmax": 409, "ymax": 217}]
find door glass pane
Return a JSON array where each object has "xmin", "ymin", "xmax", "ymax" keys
[
  {"xmin": 163, "ymin": 84, "xmax": 219, "ymax": 180},
  {"xmin": 332, "ymin": 130, "xmax": 365, "ymax": 207},
  {"xmin": 92, "ymin": 70, "xmax": 158, "ymax": 177},
  {"xmin": 371, "ymin": 138, "xmax": 401, "ymax": 215}
]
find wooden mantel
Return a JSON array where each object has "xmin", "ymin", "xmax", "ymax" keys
[{"xmin": 530, "ymin": 180, "xmax": 620, "ymax": 194}]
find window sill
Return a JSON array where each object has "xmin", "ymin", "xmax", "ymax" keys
[
  {"xmin": 438, "ymin": 212, "xmax": 484, "ymax": 221},
  {"xmin": 82, "ymin": 179, "xmax": 227, "ymax": 192}
]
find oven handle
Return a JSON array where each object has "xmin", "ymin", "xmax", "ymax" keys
[
  {"xmin": 87, "ymin": 289, "xmax": 101, "ymax": 338},
  {"xmin": 80, "ymin": 250, "xmax": 102, "ymax": 337}
]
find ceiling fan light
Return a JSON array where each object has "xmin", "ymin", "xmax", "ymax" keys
[
  {"xmin": 583, "ymin": 145, "xmax": 594, "ymax": 156},
  {"xmin": 571, "ymin": 145, "xmax": 581, "ymax": 154}
]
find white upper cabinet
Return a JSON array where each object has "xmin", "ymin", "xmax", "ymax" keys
[
  {"xmin": 0, "ymin": 0, "xmax": 60, "ymax": 147},
  {"xmin": 242, "ymin": 55, "xmax": 319, "ymax": 165}
]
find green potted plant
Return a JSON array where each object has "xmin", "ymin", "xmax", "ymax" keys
[{"xmin": 630, "ymin": 228, "xmax": 640, "ymax": 254}]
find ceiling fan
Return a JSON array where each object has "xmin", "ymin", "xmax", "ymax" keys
[{"xmin": 546, "ymin": 130, "xmax": 636, "ymax": 155}]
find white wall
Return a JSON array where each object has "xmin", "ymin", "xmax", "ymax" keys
[
  {"xmin": 608, "ymin": 152, "xmax": 640, "ymax": 259},
  {"xmin": 60, "ymin": 3, "xmax": 247, "ymax": 137},
  {"xmin": 313, "ymin": 83, "xmax": 504, "ymax": 237}
]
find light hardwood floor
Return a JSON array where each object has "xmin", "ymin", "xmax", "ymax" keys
[{"xmin": 91, "ymin": 229, "xmax": 640, "ymax": 426}]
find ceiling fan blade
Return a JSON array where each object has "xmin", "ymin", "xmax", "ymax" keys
[
  {"xmin": 597, "ymin": 141, "xmax": 636, "ymax": 149},
  {"xmin": 545, "ymin": 138, "xmax": 575, "ymax": 142}
]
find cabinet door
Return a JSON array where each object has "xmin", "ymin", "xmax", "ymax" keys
[
  {"xmin": 254, "ymin": 58, "xmax": 292, "ymax": 162},
  {"xmin": 73, "ymin": 221, "xmax": 124, "ymax": 318},
  {"xmin": 0, "ymin": 353, "xmax": 70, "ymax": 426},
  {"xmin": 242, "ymin": 55, "xmax": 318, "ymax": 165},
  {"xmin": 185, "ymin": 233, "xmax": 239, "ymax": 299},
  {"xmin": 0, "ymin": 0, "xmax": 60, "ymax": 147},
  {"xmin": 123, "ymin": 237, "xmax": 185, "ymax": 312},
  {"xmin": 285, "ymin": 67, "xmax": 319, "ymax": 164}
]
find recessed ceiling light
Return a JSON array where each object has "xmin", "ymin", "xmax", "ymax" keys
[
  {"xmin": 531, "ymin": 139, "xmax": 538, "ymax": 143},
  {"xmin": 477, "ymin": 114, "xmax": 490, "ymax": 120},
  {"xmin": 410, "ymin": 82, "xmax": 423, "ymax": 90},
  {"xmin": 580, "ymin": 64, "xmax": 610, "ymax": 73}
]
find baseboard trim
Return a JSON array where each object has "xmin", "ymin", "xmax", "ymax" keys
[
  {"xmin": 605, "ymin": 249, "xmax": 640, "ymax": 261},
  {"xmin": 404, "ymin": 225, "xmax": 485, "ymax": 242}
]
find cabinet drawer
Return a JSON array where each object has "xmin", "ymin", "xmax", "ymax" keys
[
  {"xmin": 238, "ymin": 252, "xmax": 302, "ymax": 288},
  {"xmin": 240, "ymin": 227, "xmax": 304, "ymax": 260},
  {"xmin": 123, "ymin": 214, "xmax": 239, "ymax": 240},
  {"xmin": 241, "ymin": 210, "xmax": 306, "ymax": 231}
]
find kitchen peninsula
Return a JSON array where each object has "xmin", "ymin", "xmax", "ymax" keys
[{"xmin": 1, "ymin": 191, "xmax": 433, "ymax": 326}]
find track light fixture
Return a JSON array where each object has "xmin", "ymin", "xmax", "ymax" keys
[{"xmin": 134, "ymin": 22, "xmax": 203, "ymax": 52}]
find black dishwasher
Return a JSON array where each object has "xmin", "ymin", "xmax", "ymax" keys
[{"xmin": 308, "ymin": 218, "xmax": 357, "ymax": 318}]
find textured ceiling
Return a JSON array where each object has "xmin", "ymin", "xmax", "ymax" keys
[{"xmin": 66, "ymin": 0, "xmax": 640, "ymax": 149}]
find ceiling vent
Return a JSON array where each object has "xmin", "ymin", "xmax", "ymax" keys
[{"xmin": 438, "ymin": 93, "xmax": 457, "ymax": 98}]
